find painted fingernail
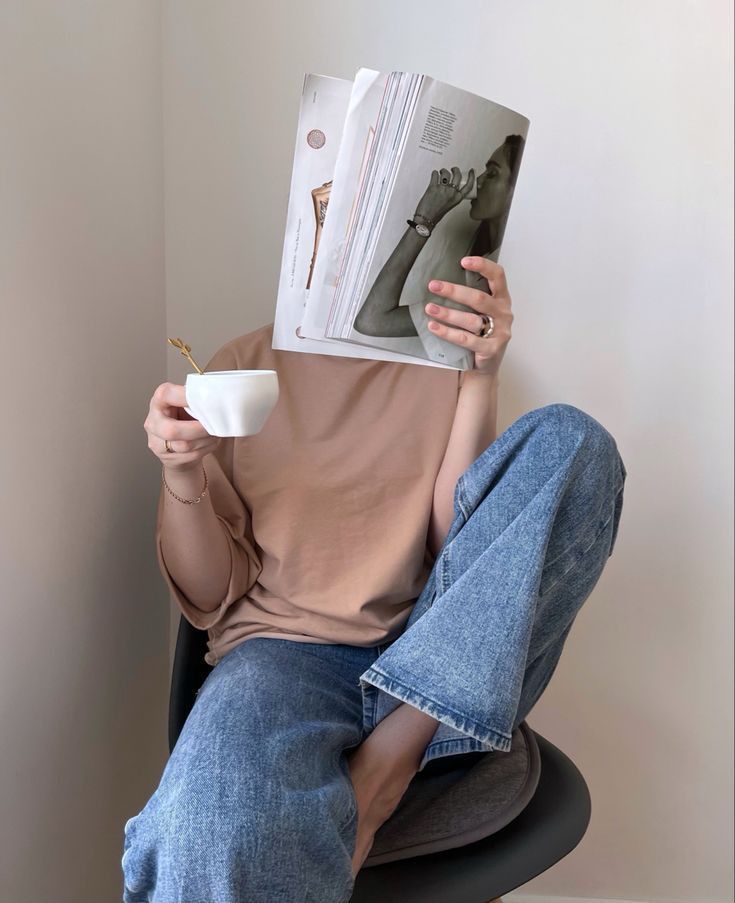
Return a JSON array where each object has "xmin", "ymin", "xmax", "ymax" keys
[{"xmin": 428, "ymin": 280, "xmax": 443, "ymax": 291}]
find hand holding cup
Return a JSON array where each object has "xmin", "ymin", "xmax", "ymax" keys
[
  {"xmin": 144, "ymin": 337, "xmax": 280, "ymax": 467},
  {"xmin": 144, "ymin": 383, "xmax": 221, "ymax": 471}
]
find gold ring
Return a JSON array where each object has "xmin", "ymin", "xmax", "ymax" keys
[{"xmin": 165, "ymin": 439, "xmax": 174, "ymax": 454}]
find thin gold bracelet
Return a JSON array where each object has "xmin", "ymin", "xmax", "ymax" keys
[{"xmin": 162, "ymin": 464, "xmax": 209, "ymax": 504}]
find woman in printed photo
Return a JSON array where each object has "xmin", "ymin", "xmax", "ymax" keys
[{"xmin": 354, "ymin": 134, "xmax": 525, "ymax": 367}]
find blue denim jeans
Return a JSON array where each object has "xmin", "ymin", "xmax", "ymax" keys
[{"xmin": 122, "ymin": 403, "xmax": 626, "ymax": 902}]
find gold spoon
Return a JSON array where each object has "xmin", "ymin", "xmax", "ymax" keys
[{"xmin": 167, "ymin": 337, "xmax": 204, "ymax": 374}]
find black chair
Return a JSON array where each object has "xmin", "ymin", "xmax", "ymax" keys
[{"xmin": 169, "ymin": 615, "xmax": 592, "ymax": 902}]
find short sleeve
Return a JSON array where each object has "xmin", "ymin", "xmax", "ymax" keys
[{"xmin": 155, "ymin": 341, "xmax": 262, "ymax": 630}]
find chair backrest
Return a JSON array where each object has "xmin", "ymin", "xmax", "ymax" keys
[{"xmin": 169, "ymin": 615, "xmax": 213, "ymax": 753}]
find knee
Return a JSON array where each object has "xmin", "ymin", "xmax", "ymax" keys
[
  {"xmin": 122, "ymin": 794, "xmax": 254, "ymax": 900},
  {"xmin": 535, "ymin": 402, "xmax": 611, "ymax": 445},
  {"xmin": 122, "ymin": 778, "xmax": 355, "ymax": 901},
  {"xmin": 467, "ymin": 402, "xmax": 626, "ymax": 501},
  {"xmin": 532, "ymin": 403, "xmax": 626, "ymax": 484},
  {"xmin": 518, "ymin": 404, "xmax": 627, "ymax": 562}
]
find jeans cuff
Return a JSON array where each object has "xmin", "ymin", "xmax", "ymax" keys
[{"xmin": 359, "ymin": 665, "xmax": 513, "ymax": 754}]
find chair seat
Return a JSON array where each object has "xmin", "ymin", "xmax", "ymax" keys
[
  {"xmin": 364, "ymin": 720, "xmax": 540, "ymax": 866},
  {"xmin": 352, "ymin": 730, "xmax": 591, "ymax": 902}
]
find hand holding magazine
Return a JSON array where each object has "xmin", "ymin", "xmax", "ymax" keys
[{"xmin": 273, "ymin": 68, "xmax": 529, "ymax": 371}]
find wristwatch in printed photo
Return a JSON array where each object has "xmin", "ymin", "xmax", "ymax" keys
[{"xmin": 406, "ymin": 213, "xmax": 435, "ymax": 237}]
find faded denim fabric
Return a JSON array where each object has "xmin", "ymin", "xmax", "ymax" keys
[
  {"xmin": 360, "ymin": 402, "xmax": 627, "ymax": 769},
  {"xmin": 122, "ymin": 638, "xmax": 383, "ymax": 903},
  {"xmin": 122, "ymin": 402, "xmax": 626, "ymax": 902}
]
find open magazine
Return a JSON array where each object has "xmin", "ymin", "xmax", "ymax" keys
[{"xmin": 273, "ymin": 69, "xmax": 530, "ymax": 371}]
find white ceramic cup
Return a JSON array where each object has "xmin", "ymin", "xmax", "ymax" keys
[{"xmin": 184, "ymin": 370, "xmax": 279, "ymax": 437}]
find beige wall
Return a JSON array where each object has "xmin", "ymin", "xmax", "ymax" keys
[
  {"xmin": 0, "ymin": 1, "xmax": 731, "ymax": 901},
  {"xmin": 0, "ymin": 3, "xmax": 168, "ymax": 901},
  {"xmin": 162, "ymin": 1, "xmax": 733, "ymax": 901}
]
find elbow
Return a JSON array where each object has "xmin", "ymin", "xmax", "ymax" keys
[
  {"xmin": 354, "ymin": 288, "xmax": 391, "ymax": 336},
  {"xmin": 353, "ymin": 300, "xmax": 380, "ymax": 336},
  {"xmin": 353, "ymin": 315, "xmax": 379, "ymax": 336}
]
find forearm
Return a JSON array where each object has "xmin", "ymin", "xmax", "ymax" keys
[
  {"xmin": 372, "ymin": 227, "xmax": 429, "ymax": 311},
  {"xmin": 354, "ymin": 228, "xmax": 428, "ymax": 333},
  {"xmin": 428, "ymin": 372, "xmax": 500, "ymax": 558},
  {"xmin": 159, "ymin": 463, "xmax": 233, "ymax": 612}
]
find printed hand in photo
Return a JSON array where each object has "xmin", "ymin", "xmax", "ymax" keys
[{"xmin": 413, "ymin": 165, "xmax": 476, "ymax": 229}]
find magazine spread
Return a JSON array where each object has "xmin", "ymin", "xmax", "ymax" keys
[
  {"xmin": 273, "ymin": 72, "xmax": 425, "ymax": 365},
  {"xmin": 273, "ymin": 68, "xmax": 530, "ymax": 371}
]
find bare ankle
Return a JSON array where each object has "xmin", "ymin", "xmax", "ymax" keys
[{"xmin": 362, "ymin": 701, "xmax": 440, "ymax": 772}]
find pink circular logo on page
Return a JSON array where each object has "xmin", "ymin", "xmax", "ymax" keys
[{"xmin": 307, "ymin": 129, "xmax": 326, "ymax": 149}]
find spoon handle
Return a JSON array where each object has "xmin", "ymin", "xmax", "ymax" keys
[{"xmin": 167, "ymin": 337, "xmax": 204, "ymax": 374}]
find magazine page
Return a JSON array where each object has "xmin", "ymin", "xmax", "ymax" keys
[
  {"xmin": 327, "ymin": 73, "xmax": 423, "ymax": 341},
  {"xmin": 326, "ymin": 73, "xmax": 530, "ymax": 370},
  {"xmin": 299, "ymin": 68, "xmax": 391, "ymax": 345},
  {"xmin": 274, "ymin": 71, "xmax": 443, "ymax": 365},
  {"xmin": 272, "ymin": 73, "xmax": 357, "ymax": 357},
  {"xmin": 297, "ymin": 69, "xmax": 460, "ymax": 370}
]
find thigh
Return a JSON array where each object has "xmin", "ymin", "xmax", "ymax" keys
[
  {"xmin": 122, "ymin": 638, "xmax": 375, "ymax": 903},
  {"xmin": 178, "ymin": 637, "xmax": 367, "ymax": 806}
]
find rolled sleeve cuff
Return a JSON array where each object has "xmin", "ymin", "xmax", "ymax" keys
[{"xmin": 156, "ymin": 516, "xmax": 258, "ymax": 631}]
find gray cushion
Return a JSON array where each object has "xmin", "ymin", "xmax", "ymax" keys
[{"xmin": 363, "ymin": 720, "xmax": 541, "ymax": 866}]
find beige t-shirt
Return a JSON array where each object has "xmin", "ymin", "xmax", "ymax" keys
[{"xmin": 156, "ymin": 322, "xmax": 461, "ymax": 666}]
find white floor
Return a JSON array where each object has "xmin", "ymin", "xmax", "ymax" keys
[{"xmin": 505, "ymin": 896, "xmax": 657, "ymax": 903}]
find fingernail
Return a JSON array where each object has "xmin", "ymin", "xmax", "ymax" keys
[
  {"xmin": 461, "ymin": 257, "xmax": 475, "ymax": 266},
  {"xmin": 426, "ymin": 303, "xmax": 439, "ymax": 313},
  {"xmin": 428, "ymin": 280, "xmax": 443, "ymax": 291}
]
